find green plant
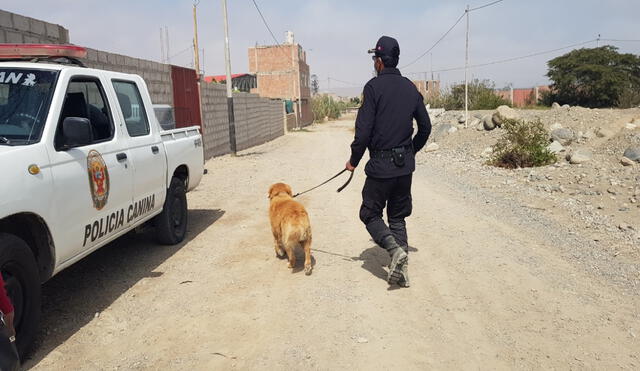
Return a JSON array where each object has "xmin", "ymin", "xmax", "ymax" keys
[
  {"xmin": 425, "ymin": 79, "xmax": 510, "ymax": 110},
  {"xmin": 546, "ymin": 46, "xmax": 640, "ymax": 108},
  {"xmin": 312, "ymin": 95, "xmax": 344, "ymax": 122},
  {"xmin": 489, "ymin": 118, "xmax": 556, "ymax": 169}
]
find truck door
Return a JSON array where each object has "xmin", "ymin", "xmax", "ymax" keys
[
  {"xmin": 110, "ymin": 78, "xmax": 166, "ymax": 217},
  {"xmin": 47, "ymin": 74, "xmax": 134, "ymax": 264}
]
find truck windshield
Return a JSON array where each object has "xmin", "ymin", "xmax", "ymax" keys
[{"xmin": 0, "ymin": 68, "xmax": 59, "ymax": 145}]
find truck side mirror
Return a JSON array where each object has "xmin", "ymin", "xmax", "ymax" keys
[{"xmin": 62, "ymin": 117, "xmax": 93, "ymax": 149}]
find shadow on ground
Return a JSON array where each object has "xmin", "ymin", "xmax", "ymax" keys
[
  {"xmin": 23, "ymin": 208, "xmax": 224, "ymax": 367},
  {"xmin": 357, "ymin": 244, "xmax": 418, "ymax": 283}
]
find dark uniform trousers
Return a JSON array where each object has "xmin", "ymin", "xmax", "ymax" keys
[{"xmin": 360, "ymin": 174, "xmax": 412, "ymax": 251}]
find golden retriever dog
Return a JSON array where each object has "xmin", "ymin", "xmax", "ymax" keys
[{"xmin": 268, "ymin": 183, "xmax": 313, "ymax": 275}]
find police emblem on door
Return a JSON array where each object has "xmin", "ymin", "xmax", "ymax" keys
[{"xmin": 87, "ymin": 150, "xmax": 110, "ymax": 210}]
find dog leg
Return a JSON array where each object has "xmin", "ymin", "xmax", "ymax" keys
[
  {"xmin": 274, "ymin": 239, "xmax": 285, "ymax": 258},
  {"xmin": 286, "ymin": 245, "xmax": 296, "ymax": 269},
  {"xmin": 302, "ymin": 237, "xmax": 312, "ymax": 275}
]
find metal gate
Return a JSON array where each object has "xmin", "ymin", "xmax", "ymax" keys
[{"xmin": 170, "ymin": 65, "xmax": 202, "ymax": 129}]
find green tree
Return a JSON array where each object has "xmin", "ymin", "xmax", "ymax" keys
[
  {"xmin": 545, "ymin": 46, "xmax": 640, "ymax": 108},
  {"xmin": 311, "ymin": 74, "xmax": 319, "ymax": 95}
]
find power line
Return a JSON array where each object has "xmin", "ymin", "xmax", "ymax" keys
[
  {"xmin": 600, "ymin": 38, "xmax": 640, "ymax": 43},
  {"xmin": 328, "ymin": 76, "xmax": 362, "ymax": 87},
  {"xmin": 406, "ymin": 39, "xmax": 597, "ymax": 75},
  {"xmin": 250, "ymin": 0, "xmax": 280, "ymax": 45},
  {"xmin": 469, "ymin": 0, "xmax": 505, "ymax": 12},
  {"xmin": 169, "ymin": 45, "xmax": 194, "ymax": 60},
  {"xmin": 401, "ymin": 0, "xmax": 506, "ymax": 69},
  {"xmin": 400, "ymin": 11, "xmax": 466, "ymax": 69}
]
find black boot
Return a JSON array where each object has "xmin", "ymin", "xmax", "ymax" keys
[{"xmin": 381, "ymin": 235, "xmax": 407, "ymax": 285}]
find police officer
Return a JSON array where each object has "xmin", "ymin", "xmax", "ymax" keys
[{"xmin": 345, "ymin": 36, "xmax": 431, "ymax": 287}]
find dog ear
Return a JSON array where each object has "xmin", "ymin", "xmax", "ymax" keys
[
  {"xmin": 268, "ymin": 184, "xmax": 275, "ymax": 199},
  {"xmin": 285, "ymin": 184, "xmax": 293, "ymax": 196}
]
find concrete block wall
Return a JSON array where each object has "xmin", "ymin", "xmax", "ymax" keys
[
  {"xmin": 200, "ymin": 82, "xmax": 284, "ymax": 159},
  {"xmin": 0, "ymin": 9, "xmax": 69, "ymax": 44},
  {"xmin": 83, "ymin": 48, "xmax": 173, "ymax": 106}
]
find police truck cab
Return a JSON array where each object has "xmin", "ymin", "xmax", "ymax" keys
[{"xmin": 0, "ymin": 44, "xmax": 204, "ymax": 356}]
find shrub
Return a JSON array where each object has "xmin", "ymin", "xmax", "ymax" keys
[
  {"xmin": 489, "ymin": 118, "xmax": 556, "ymax": 168},
  {"xmin": 425, "ymin": 79, "xmax": 511, "ymax": 110},
  {"xmin": 311, "ymin": 95, "xmax": 349, "ymax": 122}
]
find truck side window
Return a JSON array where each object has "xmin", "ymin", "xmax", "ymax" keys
[
  {"xmin": 55, "ymin": 78, "xmax": 114, "ymax": 149},
  {"xmin": 113, "ymin": 81, "xmax": 150, "ymax": 137}
]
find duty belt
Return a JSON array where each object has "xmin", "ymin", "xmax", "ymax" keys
[{"xmin": 369, "ymin": 145, "xmax": 413, "ymax": 159}]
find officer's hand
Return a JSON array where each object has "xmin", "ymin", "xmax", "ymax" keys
[{"xmin": 345, "ymin": 161, "xmax": 355, "ymax": 172}]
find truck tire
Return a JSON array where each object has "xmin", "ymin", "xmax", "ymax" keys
[
  {"xmin": 0, "ymin": 233, "xmax": 41, "ymax": 359},
  {"xmin": 155, "ymin": 177, "xmax": 188, "ymax": 245}
]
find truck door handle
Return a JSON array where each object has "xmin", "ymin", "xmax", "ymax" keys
[
  {"xmin": 151, "ymin": 146, "xmax": 159, "ymax": 154},
  {"xmin": 116, "ymin": 153, "xmax": 127, "ymax": 162}
]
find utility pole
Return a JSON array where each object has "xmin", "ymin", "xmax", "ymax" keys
[
  {"xmin": 430, "ymin": 52, "xmax": 434, "ymax": 81},
  {"xmin": 192, "ymin": 1, "xmax": 201, "ymax": 79},
  {"xmin": 596, "ymin": 33, "xmax": 601, "ymax": 47},
  {"xmin": 192, "ymin": 1, "xmax": 204, "ymax": 139},
  {"xmin": 464, "ymin": 4, "xmax": 470, "ymax": 128},
  {"xmin": 165, "ymin": 26, "xmax": 171, "ymax": 64},
  {"xmin": 221, "ymin": 0, "xmax": 237, "ymax": 154},
  {"xmin": 160, "ymin": 28, "xmax": 165, "ymax": 63}
]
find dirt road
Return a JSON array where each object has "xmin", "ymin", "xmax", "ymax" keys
[{"xmin": 26, "ymin": 121, "xmax": 639, "ymax": 370}]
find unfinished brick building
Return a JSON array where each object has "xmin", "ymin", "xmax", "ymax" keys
[{"xmin": 248, "ymin": 32, "xmax": 312, "ymax": 127}]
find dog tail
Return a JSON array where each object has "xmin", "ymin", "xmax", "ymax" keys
[{"xmin": 283, "ymin": 222, "xmax": 312, "ymax": 247}]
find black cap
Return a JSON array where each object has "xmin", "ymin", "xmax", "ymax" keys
[{"xmin": 367, "ymin": 36, "xmax": 400, "ymax": 58}]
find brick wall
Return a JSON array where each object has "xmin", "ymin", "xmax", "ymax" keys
[{"xmin": 0, "ymin": 9, "xmax": 69, "ymax": 44}]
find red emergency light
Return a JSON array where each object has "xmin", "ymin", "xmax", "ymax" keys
[{"xmin": 0, "ymin": 44, "xmax": 87, "ymax": 59}]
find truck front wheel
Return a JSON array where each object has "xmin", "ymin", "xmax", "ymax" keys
[
  {"xmin": 0, "ymin": 233, "xmax": 41, "ymax": 358},
  {"xmin": 155, "ymin": 177, "xmax": 188, "ymax": 245}
]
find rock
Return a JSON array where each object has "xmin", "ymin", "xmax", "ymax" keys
[
  {"xmin": 595, "ymin": 127, "xmax": 614, "ymax": 138},
  {"xmin": 483, "ymin": 115, "xmax": 496, "ymax": 130},
  {"xmin": 549, "ymin": 122, "xmax": 563, "ymax": 131},
  {"xmin": 424, "ymin": 143, "xmax": 439, "ymax": 152},
  {"xmin": 431, "ymin": 124, "xmax": 456, "ymax": 141},
  {"xmin": 547, "ymin": 141, "xmax": 565, "ymax": 154},
  {"xmin": 458, "ymin": 115, "xmax": 467, "ymax": 124},
  {"xmin": 551, "ymin": 102, "xmax": 561, "ymax": 109},
  {"xmin": 625, "ymin": 123, "xmax": 637, "ymax": 130},
  {"xmin": 469, "ymin": 118, "xmax": 480, "ymax": 128},
  {"xmin": 551, "ymin": 128, "xmax": 575, "ymax": 145},
  {"xmin": 567, "ymin": 149, "xmax": 593, "ymax": 164},
  {"xmin": 562, "ymin": 104, "xmax": 570, "ymax": 109},
  {"xmin": 491, "ymin": 105, "xmax": 519, "ymax": 127},
  {"xmin": 623, "ymin": 146, "xmax": 640, "ymax": 162},
  {"xmin": 621, "ymin": 157, "xmax": 635, "ymax": 166}
]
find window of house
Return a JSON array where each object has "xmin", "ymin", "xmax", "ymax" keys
[{"xmin": 112, "ymin": 80, "xmax": 150, "ymax": 137}]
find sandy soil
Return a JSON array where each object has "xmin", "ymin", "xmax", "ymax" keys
[{"xmin": 25, "ymin": 120, "xmax": 639, "ymax": 370}]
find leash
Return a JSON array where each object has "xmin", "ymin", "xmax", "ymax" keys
[{"xmin": 293, "ymin": 169, "xmax": 354, "ymax": 198}]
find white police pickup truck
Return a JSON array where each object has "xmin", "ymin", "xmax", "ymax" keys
[{"xmin": 0, "ymin": 44, "xmax": 204, "ymax": 355}]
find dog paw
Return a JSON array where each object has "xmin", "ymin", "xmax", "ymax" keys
[
  {"xmin": 304, "ymin": 265, "xmax": 312, "ymax": 275},
  {"xmin": 287, "ymin": 262, "xmax": 294, "ymax": 269}
]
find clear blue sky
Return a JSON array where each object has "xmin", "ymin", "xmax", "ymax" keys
[{"xmin": 4, "ymin": 0, "xmax": 639, "ymax": 96}]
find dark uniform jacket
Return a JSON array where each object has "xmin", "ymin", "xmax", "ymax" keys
[{"xmin": 349, "ymin": 67, "xmax": 432, "ymax": 178}]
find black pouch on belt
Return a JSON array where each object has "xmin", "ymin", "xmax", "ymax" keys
[{"xmin": 391, "ymin": 147, "xmax": 406, "ymax": 167}]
